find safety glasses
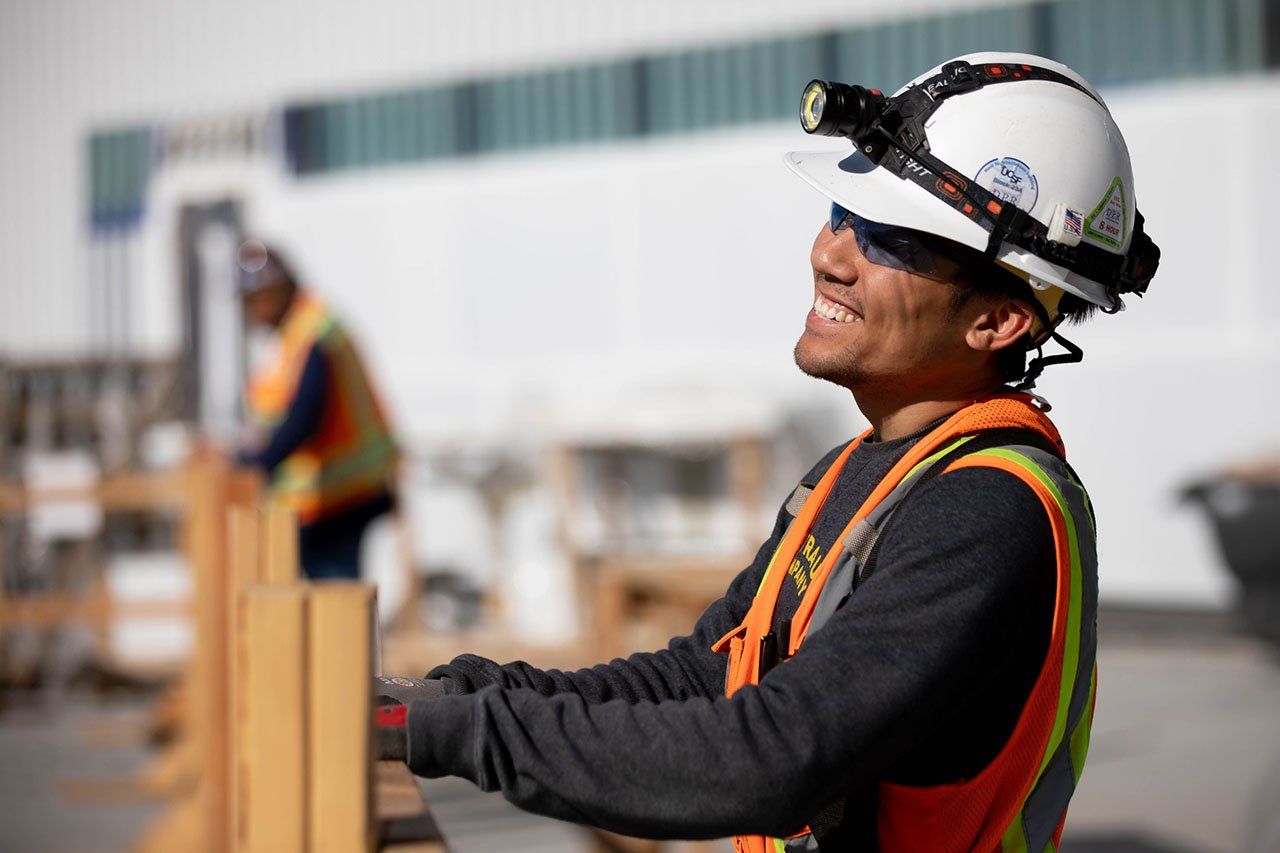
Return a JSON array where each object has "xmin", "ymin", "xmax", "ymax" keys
[{"xmin": 829, "ymin": 203, "xmax": 971, "ymax": 280}]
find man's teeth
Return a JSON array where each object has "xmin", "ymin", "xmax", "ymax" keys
[{"xmin": 813, "ymin": 294, "xmax": 858, "ymax": 323}]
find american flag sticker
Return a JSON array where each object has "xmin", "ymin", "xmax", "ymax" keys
[
  {"xmin": 1063, "ymin": 207, "xmax": 1083, "ymax": 239},
  {"xmin": 1047, "ymin": 202, "xmax": 1085, "ymax": 246}
]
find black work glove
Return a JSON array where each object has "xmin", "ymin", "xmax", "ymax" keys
[{"xmin": 373, "ymin": 675, "xmax": 450, "ymax": 762}]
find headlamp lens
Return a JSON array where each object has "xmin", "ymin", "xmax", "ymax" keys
[
  {"xmin": 800, "ymin": 81, "xmax": 827, "ymax": 134},
  {"xmin": 799, "ymin": 80, "xmax": 886, "ymax": 139}
]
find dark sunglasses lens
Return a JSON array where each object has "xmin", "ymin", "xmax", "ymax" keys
[
  {"xmin": 827, "ymin": 203, "xmax": 954, "ymax": 278},
  {"xmin": 829, "ymin": 203, "xmax": 852, "ymax": 233}
]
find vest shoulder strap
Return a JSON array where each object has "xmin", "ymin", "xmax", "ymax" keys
[
  {"xmin": 802, "ymin": 437, "xmax": 1087, "ymax": 846},
  {"xmin": 805, "ymin": 429, "xmax": 1062, "ymax": 640}
]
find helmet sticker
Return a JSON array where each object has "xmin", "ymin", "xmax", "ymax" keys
[
  {"xmin": 1047, "ymin": 202, "xmax": 1084, "ymax": 247},
  {"xmin": 1083, "ymin": 176, "xmax": 1126, "ymax": 249},
  {"xmin": 975, "ymin": 157, "xmax": 1039, "ymax": 213}
]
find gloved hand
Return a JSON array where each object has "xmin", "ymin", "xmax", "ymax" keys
[{"xmin": 373, "ymin": 675, "xmax": 449, "ymax": 761}]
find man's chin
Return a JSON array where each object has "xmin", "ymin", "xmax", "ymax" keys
[{"xmin": 793, "ymin": 338, "xmax": 860, "ymax": 388}]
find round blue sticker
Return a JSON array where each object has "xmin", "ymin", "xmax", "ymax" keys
[{"xmin": 975, "ymin": 157, "xmax": 1039, "ymax": 212}]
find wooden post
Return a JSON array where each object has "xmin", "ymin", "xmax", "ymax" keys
[
  {"xmin": 728, "ymin": 436, "xmax": 767, "ymax": 551},
  {"xmin": 308, "ymin": 583, "xmax": 377, "ymax": 853},
  {"xmin": 238, "ymin": 585, "xmax": 309, "ymax": 853},
  {"xmin": 226, "ymin": 505, "xmax": 262, "ymax": 852},
  {"xmin": 263, "ymin": 502, "xmax": 300, "ymax": 584},
  {"xmin": 186, "ymin": 452, "xmax": 233, "ymax": 853}
]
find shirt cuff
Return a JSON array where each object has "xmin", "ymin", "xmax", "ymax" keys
[{"xmin": 406, "ymin": 694, "xmax": 479, "ymax": 780}]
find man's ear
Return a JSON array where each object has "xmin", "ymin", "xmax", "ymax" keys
[{"xmin": 964, "ymin": 298, "xmax": 1035, "ymax": 354}]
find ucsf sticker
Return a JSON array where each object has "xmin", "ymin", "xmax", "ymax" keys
[{"xmin": 975, "ymin": 156, "xmax": 1039, "ymax": 212}]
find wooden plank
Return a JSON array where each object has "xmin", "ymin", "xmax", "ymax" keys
[
  {"xmin": 97, "ymin": 468, "xmax": 188, "ymax": 511},
  {"xmin": 727, "ymin": 436, "xmax": 767, "ymax": 549},
  {"xmin": 375, "ymin": 761, "xmax": 448, "ymax": 852},
  {"xmin": 184, "ymin": 452, "xmax": 233, "ymax": 853},
  {"xmin": 0, "ymin": 594, "xmax": 189, "ymax": 628},
  {"xmin": 0, "ymin": 469, "xmax": 186, "ymax": 515},
  {"xmin": 238, "ymin": 585, "xmax": 309, "ymax": 853},
  {"xmin": 263, "ymin": 502, "xmax": 300, "ymax": 584},
  {"xmin": 226, "ymin": 504, "xmax": 262, "ymax": 852},
  {"xmin": 308, "ymin": 583, "xmax": 377, "ymax": 853}
]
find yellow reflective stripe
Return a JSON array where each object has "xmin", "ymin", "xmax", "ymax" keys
[
  {"xmin": 755, "ymin": 547, "xmax": 783, "ymax": 596},
  {"xmin": 904, "ymin": 434, "xmax": 976, "ymax": 480},
  {"xmin": 1000, "ymin": 811, "xmax": 1029, "ymax": 853},
  {"xmin": 312, "ymin": 434, "xmax": 398, "ymax": 486},
  {"xmin": 969, "ymin": 447, "xmax": 1083, "ymax": 778},
  {"xmin": 772, "ymin": 839, "xmax": 786, "ymax": 853}
]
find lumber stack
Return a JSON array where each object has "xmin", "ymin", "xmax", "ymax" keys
[
  {"xmin": 238, "ymin": 583, "xmax": 376, "ymax": 852},
  {"xmin": 135, "ymin": 452, "xmax": 446, "ymax": 852}
]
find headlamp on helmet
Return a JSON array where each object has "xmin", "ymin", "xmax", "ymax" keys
[{"xmin": 797, "ymin": 61, "xmax": 1160, "ymax": 308}]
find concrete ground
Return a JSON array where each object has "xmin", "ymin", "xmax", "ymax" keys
[
  {"xmin": 2, "ymin": 611, "xmax": 1278, "ymax": 853},
  {"xmin": 1063, "ymin": 612, "xmax": 1280, "ymax": 852},
  {"xmin": 0, "ymin": 695, "xmax": 163, "ymax": 853}
]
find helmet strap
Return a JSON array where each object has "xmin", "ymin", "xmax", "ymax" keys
[
  {"xmin": 855, "ymin": 60, "xmax": 1159, "ymax": 303},
  {"xmin": 1015, "ymin": 295, "xmax": 1083, "ymax": 393}
]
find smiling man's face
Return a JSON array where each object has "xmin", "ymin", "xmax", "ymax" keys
[{"xmin": 794, "ymin": 218, "xmax": 980, "ymax": 394}]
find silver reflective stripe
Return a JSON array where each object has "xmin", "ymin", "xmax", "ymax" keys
[
  {"xmin": 805, "ymin": 449, "xmax": 954, "ymax": 639},
  {"xmin": 1022, "ymin": 738, "xmax": 1077, "ymax": 848},
  {"xmin": 993, "ymin": 446, "xmax": 1098, "ymax": 852}
]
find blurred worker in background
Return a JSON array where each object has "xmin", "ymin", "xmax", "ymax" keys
[
  {"xmin": 235, "ymin": 239, "xmax": 398, "ymax": 580},
  {"xmin": 374, "ymin": 52, "xmax": 1160, "ymax": 850}
]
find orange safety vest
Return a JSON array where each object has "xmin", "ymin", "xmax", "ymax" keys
[
  {"xmin": 713, "ymin": 394, "xmax": 1098, "ymax": 853},
  {"xmin": 245, "ymin": 290, "xmax": 399, "ymax": 525}
]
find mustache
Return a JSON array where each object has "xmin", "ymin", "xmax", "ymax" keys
[{"xmin": 815, "ymin": 274, "xmax": 864, "ymax": 314}]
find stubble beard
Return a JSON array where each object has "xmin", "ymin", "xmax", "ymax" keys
[{"xmin": 793, "ymin": 333, "xmax": 865, "ymax": 391}]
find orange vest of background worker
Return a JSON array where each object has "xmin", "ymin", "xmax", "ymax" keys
[{"xmin": 235, "ymin": 239, "xmax": 398, "ymax": 580}]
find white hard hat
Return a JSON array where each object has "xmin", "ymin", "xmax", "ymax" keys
[{"xmin": 786, "ymin": 52, "xmax": 1150, "ymax": 311}]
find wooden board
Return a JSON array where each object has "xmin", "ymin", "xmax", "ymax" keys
[
  {"xmin": 0, "ymin": 468, "xmax": 185, "ymax": 515},
  {"xmin": 263, "ymin": 502, "xmax": 300, "ymax": 584},
  {"xmin": 238, "ymin": 585, "xmax": 309, "ymax": 853},
  {"xmin": 226, "ymin": 505, "xmax": 262, "ymax": 851},
  {"xmin": 376, "ymin": 761, "xmax": 448, "ymax": 852},
  {"xmin": 308, "ymin": 583, "xmax": 377, "ymax": 853}
]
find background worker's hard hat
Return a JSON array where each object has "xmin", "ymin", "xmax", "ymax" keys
[
  {"xmin": 785, "ymin": 52, "xmax": 1135, "ymax": 309},
  {"xmin": 236, "ymin": 238, "xmax": 292, "ymax": 294}
]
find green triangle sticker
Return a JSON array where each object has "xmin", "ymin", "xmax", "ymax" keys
[{"xmin": 1083, "ymin": 177, "xmax": 1126, "ymax": 249}]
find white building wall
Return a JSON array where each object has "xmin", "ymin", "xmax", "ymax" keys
[
  {"xmin": 0, "ymin": 0, "xmax": 1023, "ymax": 356},
  {"xmin": 2, "ymin": 0, "xmax": 1276, "ymax": 608}
]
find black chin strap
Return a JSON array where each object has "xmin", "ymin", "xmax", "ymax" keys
[{"xmin": 1016, "ymin": 290, "xmax": 1083, "ymax": 396}]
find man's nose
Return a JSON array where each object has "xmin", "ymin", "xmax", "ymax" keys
[{"xmin": 812, "ymin": 226, "xmax": 862, "ymax": 285}]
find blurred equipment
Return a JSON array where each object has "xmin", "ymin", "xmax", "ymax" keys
[
  {"xmin": 550, "ymin": 404, "xmax": 770, "ymax": 659},
  {"xmin": 235, "ymin": 239, "xmax": 400, "ymax": 580},
  {"xmin": 1184, "ymin": 455, "xmax": 1280, "ymax": 648},
  {"xmin": 179, "ymin": 199, "xmax": 247, "ymax": 440}
]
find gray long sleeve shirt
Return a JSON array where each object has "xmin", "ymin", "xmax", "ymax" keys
[{"xmin": 409, "ymin": 423, "xmax": 1060, "ymax": 847}]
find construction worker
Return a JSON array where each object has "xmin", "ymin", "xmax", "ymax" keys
[
  {"xmin": 235, "ymin": 240, "xmax": 398, "ymax": 580},
  {"xmin": 374, "ymin": 53, "xmax": 1159, "ymax": 850}
]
